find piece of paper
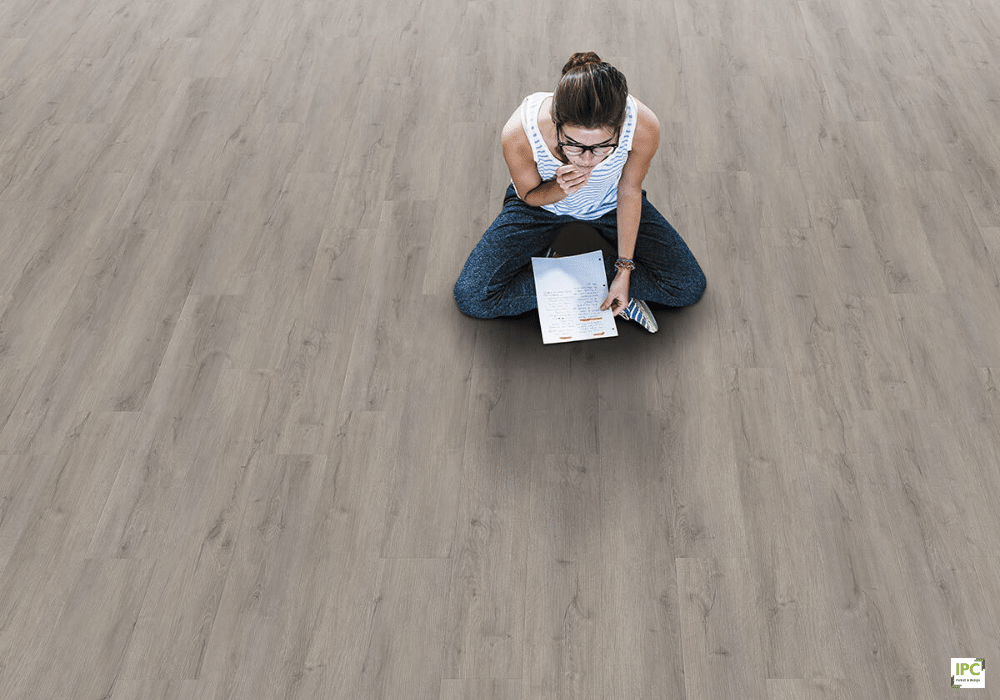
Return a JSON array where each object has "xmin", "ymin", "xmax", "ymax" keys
[{"xmin": 531, "ymin": 250, "xmax": 618, "ymax": 344}]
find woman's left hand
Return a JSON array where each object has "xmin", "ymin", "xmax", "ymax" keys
[{"xmin": 601, "ymin": 272, "xmax": 631, "ymax": 316}]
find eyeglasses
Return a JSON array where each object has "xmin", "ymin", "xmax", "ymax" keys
[{"xmin": 557, "ymin": 127, "xmax": 619, "ymax": 158}]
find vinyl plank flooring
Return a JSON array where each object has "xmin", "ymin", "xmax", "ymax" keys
[
  {"xmin": 2, "ymin": 0, "xmax": 1000, "ymax": 697},
  {"xmin": 139, "ymin": 294, "xmax": 243, "ymax": 425},
  {"xmin": 17, "ymin": 558, "xmax": 154, "ymax": 700},
  {"xmin": 624, "ymin": 8, "xmax": 686, "ymax": 125},
  {"xmin": 971, "ymin": 557, "xmax": 1000, "ymax": 657},
  {"xmin": 677, "ymin": 557, "xmax": 767, "ymax": 700},
  {"xmin": 441, "ymin": 679, "xmax": 521, "ymax": 700},
  {"xmin": 527, "ymin": 345, "xmax": 601, "ymax": 455},
  {"xmin": 909, "ymin": 175, "xmax": 1000, "ymax": 370},
  {"xmin": 324, "ymin": 87, "xmax": 405, "ymax": 231},
  {"xmin": 681, "ymin": 37, "xmax": 747, "ymax": 173},
  {"xmin": 106, "ymin": 680, "xmax": 203, "ymax": 700},
  {"xmin": 0, "ymin": 171, "xmax": 132, "ymax": 360},
  {"xmin": 85, "ymin": 294, "xmax": 242, "ymax": 559},
  {"xmin": 763, "ymin": 225, "xmax": 858, "ymax": 450},
  {"xmin": 110, "ymin": 369, "xmax": 280, "ymax": 679},
  {"xmin": 186, "ymin": 0, "xmax": 267, "ymax": 79},
  {"xmin": 779, "ymin": 65, "xmax": 860, "ymax": 201},
  {"xmin": 186, "ymin": 202, "xmax": 269, "ymax": 297},
  {"xmin": 0, "ymin": 365, "xmax": 31, "ymax": 452},
  {"xmin": 0, "ymin": 412, "xmax": 141, "ymax": 695},
  {"xmin": 783, "ymin": 310, "xmax": 857, "ymax": 452},
  {"xmin": 651, "ymin": 151, "xmax": 707, "ymax": 261},
  {"xmin": 424, "ymin": 122, "xmax": 497, "ymax": 296},
  {"xmin": 978, "ymin": 365, "xmax": 1000, "ymax": 422},
  {"xmin": 702, "ymin": 172, "xmax": 779, "ymax": 368},
  {"xmin": 663, "ymin": 311, "xmax": 749, "ymax": 559},
  {"xmin": 724, "ymin": 368, "xmax": 835, "ymax": 679},
  {"xmin": 598, "ymin": 412, "xmax": 685, "ymax": 700},
  {"xmin": 840, "ymin": 120, "xmax": 946, "ymax": 295},
  {"xmin": 191, "ymin": 455, "xmax": 329, "ymax": 698},
  {"xmin": 357, "ymin": 558, "xmax": 452, "ymax": 700},
  {"xmin": 0, "ymin": 455, "xmax": 53, "ymax": 573},
  {"xmin": 836, "ymin": 292, "xmax": 924, "ymax": 411},
  {"xmin": 674, "ymin": 0, "xmax": 727, "ymax": 39},
  {"xmin": 337, "ymin": 199, "xmax": 437, "ymax": 412},
  {"xmin": 522, "ymin": 454, "xmax": 601, "ymax": 700},
  {"xmin": 523, "ymin": 455, "xmax": 608, "ymax": 698},
  {"xmin": 443, "ymin": 443, "xmax": 529, "ymax": 681},
  {"xmin": 85, "ymin": 418, "xmax": 183, "ymax": 562},
  {"xmin": 272, "ymin": 228, "xmax": 370, "ymax": 454},
  {"xmin": 86, "ymin": 202, "xmax": 225, "ymax": 412},
  {"xmin": 767, "ymin": 678, "xmax": 863, "ymax": 699},
  {"xmin": 757, "ymin": 169, "xmax": 813, "ymax": 230},
  {"xmin": 0, "ymin": 219, "xmax": 179, "ymax": 451},
  {"xmin": 226, "ymin": 172, "xmax": 335, "ymax": 370},
  {"xmin": 891, "ymin": 293, "xmax": 992, "ymax": 419},
  {"xmin": 804, "ymin": 448, "xmax": 932, "ymax": 698},
  {"xmin": 730, "ymin": 73, "xmax": 799, "ymax": 177},
  {"xmin": 799, "ymin": 0, "xmax": 884, "ymax": 122},
  {"xmin": 851, "ymin": 410, "xmax": 980, "ymax": 693},
  {"xmin": 761, "ymin": 214, "xmax": 923, "ymax": 413},
  {"xmin": 873, "ymin": 73, "xmax": 953, "ymax": 172},
  {"xmin": 808, "ymin": 199, "xmax": 891, "ymax": 298},
  {"xmin": 290, "ymin": 38, "xmax": 369, "ymax": 173},
  {"xmin": 290, "ymin": 411, "xmax": 399, "ymax": 697},
  {"xmin": 379, "ymin": 294, "xmax": 476, "ymax": 558},
  {"xmin": 1, "ymin": 123, "xmax": 113, "ymax": 204},
  {"xmin": 887, "ymin": 382, "xmax": 1000, "ymax": 565},
  {"xmin": 923, "ymin": 88, "xmax": 1000, "ymax": 229},
  {"xmin": 908, "ymin": 171, "xmax": 1000, "ymax": 297},
  {"xmin": 468, "ymin": 334, "xmax": 604, "ymax": 457},
  {"xmin": 725, "ymin": 0, "xmax": 814, "ymax": 67}
]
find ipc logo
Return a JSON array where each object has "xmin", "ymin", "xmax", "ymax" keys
[{"xmin": 951, "ymin": 658, "xmax": 986, "ymax": 689}]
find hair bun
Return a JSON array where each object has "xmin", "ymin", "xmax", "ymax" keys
[{"xmin": 562, "ymin": 51, "xmax": 603, "ymax": 75}]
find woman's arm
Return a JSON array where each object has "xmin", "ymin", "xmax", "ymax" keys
[
  {"xmin": 501, "ymin": 110, "xmax": 591, "ymax": 207},
  {"xmin": 601, "ymin": 100, "xmax": 661, "ymax": 313}
]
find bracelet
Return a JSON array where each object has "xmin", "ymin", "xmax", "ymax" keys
[{"xmin": 614, "ymin": 257, "xmax": 635, "ymax": 272}]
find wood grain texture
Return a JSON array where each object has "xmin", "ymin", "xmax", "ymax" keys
[{"xmin": 1, "ymin": 0, "xmax": 999, "ymax": 698}]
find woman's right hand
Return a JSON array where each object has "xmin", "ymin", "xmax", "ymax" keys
[{"xmin": 555, "ymin": 163, "xmax": 594, "ymax": 196}]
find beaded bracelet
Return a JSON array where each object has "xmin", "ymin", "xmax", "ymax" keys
[{"xmin": 614, "ymin": 257, "xmax": 636, "ymax": 272}]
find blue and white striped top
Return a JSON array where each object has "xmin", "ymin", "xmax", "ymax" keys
[{"xmin": 516, "ymin": 91, "xmax": 638, "ymax": 220}]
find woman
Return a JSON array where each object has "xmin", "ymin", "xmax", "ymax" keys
[{"xmin": 454, "ymin": 52, "xmax": 706, "ymax": 333}]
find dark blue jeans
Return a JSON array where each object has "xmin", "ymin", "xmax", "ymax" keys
[{"xmin": 454, "ymin": 185, "xmax": 706, "ymax": 318}]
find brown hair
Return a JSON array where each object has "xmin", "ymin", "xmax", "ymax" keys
[{"xmin": 551, "ymin": 52, "xmax": 629, "ymax": 130}]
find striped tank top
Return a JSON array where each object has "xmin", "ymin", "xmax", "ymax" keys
[{"xmin": 517, "ymin": 91, "xmax": 638, "ymax": 220}]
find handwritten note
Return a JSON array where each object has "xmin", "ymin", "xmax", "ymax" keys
[{"xmin": 531, "ymin": 250, "xmax": 618, "ymax": 344}]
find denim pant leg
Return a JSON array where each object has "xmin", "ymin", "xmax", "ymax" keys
[
  {"xmin": 454, "ymin": 185, "xmax": 572, "ymax": 318},
  {"xmin": 589, "ymin": 193, "xmax": 707, "ymax": 307}
]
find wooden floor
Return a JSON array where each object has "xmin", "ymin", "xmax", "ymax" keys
[{"xmin": 1, "ymin": 0, "xmax": 999, "ymax": 697}]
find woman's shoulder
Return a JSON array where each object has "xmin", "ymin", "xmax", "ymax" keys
[
  {"xmin": 629, "ymin": 96, "xmax": 660, "ymax": 151},
  {"xmin": 524, "ymin": 91, "xmax": 554, "ymax": 105},
  {"xmin": 629, "ymin": 96, "xmax": 659, "ymax": 129},
  {"xmin": 501, "ymin": 107, "xmax": 533, "ymax": 164},
  {"xmin": 501, "ymin": 92, "xmax": 555, "ymax": 150},
  {"xmin": 502, "ymin": 92, "xmax": 546, "ymax": 129}
]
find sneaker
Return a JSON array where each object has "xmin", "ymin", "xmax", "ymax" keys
[{"xmin": 618, "ymin": 298, "xmax": 658, "ymax": 333}]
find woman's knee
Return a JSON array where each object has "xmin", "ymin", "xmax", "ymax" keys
[
  {"xmin": 694, "ymin": 267, "xmax": 707, "ymax": 302},
  {"xmin": 681, "ymin": 266, "xmax": 707, "ymax": 306},
  {"xmin": 453, "ymin": 276, "xmax": 492, "ymax": 318},
  {"xmin": 651, "ymin": 262, "xmax": 706, "ymax": 308}
]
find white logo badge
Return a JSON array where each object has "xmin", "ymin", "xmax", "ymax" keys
[{"xmin": 952, "ymin": 658, "xmax": 986, "ymax": 689}]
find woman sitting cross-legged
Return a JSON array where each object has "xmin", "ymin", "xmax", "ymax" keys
[{"xmin": 454, "ymin": 51, "xmax": 707, "ymax": 333}]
